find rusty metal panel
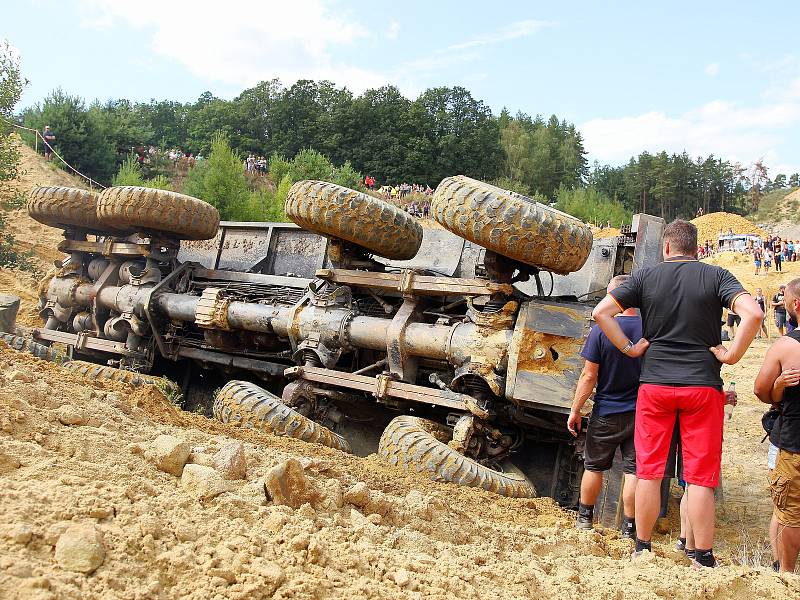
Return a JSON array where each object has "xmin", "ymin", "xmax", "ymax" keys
[
  {"xmin": 261, "ymin": 228, "xmax": 327, "ymax": 277},
  {"xmin": 545, "ymin": 237, "xmax": 617, "ymax": 301},
  {"xmin": 505, "ymin": 300, "xmax": 593, "ymax": 412},
  {"xmin": 179, "ymin": 222, "xmax": 329, "ymax": 276},
  {"xmin": 631, "ymin": 214, "xmax": 666, "ymax": 273}
]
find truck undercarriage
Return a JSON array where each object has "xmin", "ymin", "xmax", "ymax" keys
[{"xmin": 25, "ymin": 178, "xmax": 665, "ymax": 520}]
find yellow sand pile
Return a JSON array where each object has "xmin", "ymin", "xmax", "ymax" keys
[
  {"xmin": 591, "ymin": 227, "xmax": 621, "ymax": 239},
  {"xmin": 691, "ymin": 212, "xmax": 766, "ymax": 243}
]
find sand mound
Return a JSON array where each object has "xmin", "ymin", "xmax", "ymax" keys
[
  {"xmin": 591, "ymin": 227, "xmax": 620, "ymax": 239},
  {"xmin": 0, "ymin": 345, "xmax": 797, "ymax": 599},
  {"xmin": 692, "ymin": 212, "xmax": 767, "ymax": 243}
]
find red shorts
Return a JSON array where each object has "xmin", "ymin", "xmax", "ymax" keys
[{"xmin": 635, "ymin": 384, "xmax": 724, "ymax": 487}]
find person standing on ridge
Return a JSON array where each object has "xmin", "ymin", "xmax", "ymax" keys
[{"xmin": 42, "ymin": 125, "xmax": 55, "ymax": 161}]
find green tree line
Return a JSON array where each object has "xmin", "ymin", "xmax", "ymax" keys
[
  {"xmin": 588, "ymin": 151, "xmax": 798, "ymax": 222},
  {"xmin": 18, "ymin": 80, "xmax": 586, "ymax": 197},
  {"xmin": 15, "ymin": 78, "xmax": 799, "ymax": 224}
]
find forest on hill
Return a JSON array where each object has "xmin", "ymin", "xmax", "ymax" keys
[{"xmin": 15, "ymin": 76, "xmax": 800, "ymax": 223}]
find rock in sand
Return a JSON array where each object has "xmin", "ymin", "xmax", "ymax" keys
[
  {"xmin": 57, "ymin": 405, "xmax": 87, "ymax": 426},
  {"xmin": 212, "ymin": 441, "xmax": 247, "ymax": 480},
  {"xmin": 181, "ymin": 464, "xmax": 230, "ymax": 500},
  {"xmin": 263, "ymin": 458, "xmax": 317, "ymax": 508},
  {"xmin": 54, "ymin": 523, "xmax": 105, "ymax": 574},
  {"xmin": 148, "ymin": 434, "xmax": 190, "ymax": 476}
]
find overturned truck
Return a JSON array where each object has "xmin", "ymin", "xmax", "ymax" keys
[{"xmin": 27, "ymin": 177, "xmax": 664, "ymax": 516}]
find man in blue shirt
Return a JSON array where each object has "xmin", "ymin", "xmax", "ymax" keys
[{"xmin": 568, "ymin": 274, "xmax": 642, "ymax": 537}]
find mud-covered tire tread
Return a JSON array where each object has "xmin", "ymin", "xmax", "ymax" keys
[
  {"xmin": 27, "ymin": 186, "xmax": 106, "ymax": 231},
  {"xmin": 285, "ymin": 180, "xmax": 423, "ymax": 260},
  {"xmin": 62, "ymin": 360, "xmax": 158, "ymax": 386},
  {"xmin": 378, "ymin": 415, "xmax": 536, "ymax": 498},
  {"xmin": 97, "ymin": 186, "xmax": 220, "ymax": 241},
  {"xmin": 430, "ymin": 176, "xmax": 593, "ymax": 274},
  {"xmin": 212, "ymin": 380, "xmax": 351, "ymax": 453},
  {"xmin": 0, "ymin": 333, "xmax": 65, "ymax": 363}
]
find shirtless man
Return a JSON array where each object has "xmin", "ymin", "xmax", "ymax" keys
[{"xmin": 754, "ymin": 277, "xmax": 800, "ymax": 572}]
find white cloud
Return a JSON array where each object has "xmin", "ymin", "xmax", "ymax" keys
[
  {"xmin": 386, "ymin": 20, "xmax": 400, "ymax": 41},
  {"xmin": 78, "ymin": 0, "xmax": 388, "ymax": 92},
  {"xmin": 446, "ymin": 19, "xmax": 552, "ymax": 52},
  {"xmin": 76, "ymin": 5, "xmax": 550, "ymax": 97},
  {"xmin": 704, "ymin": 62, "xmax": 719, "ymax": 76},
  {"xmin": 581, "ymin": 83, "xmax": 800, "ymax": 174},
  {"xmin": 77, "ymin": 3, "xmax": 548, "ymax": 97},
  {"xmin": 403, "ymin": 20, "xmax": 552, "ymax": 76}
]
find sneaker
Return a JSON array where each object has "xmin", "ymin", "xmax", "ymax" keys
[
  {"xmin": 675, "ymin": 539, "xmax": 686, "ymax": 552},
  {"xmin": 691, "ymin": 558, "xmax": 718, "ymax": 569},
  {"xmin": 621, "ymin": 519, "xmax": 636, "ymax": 540},
  {"xmin": 575, "ymin": 513, "xmax": 593, "ymax": 530},
  {"xmin": 631, "ymin": 548, "xmax": 651, "ymax": 561}
]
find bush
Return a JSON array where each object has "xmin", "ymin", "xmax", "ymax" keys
[
  {"xmin": 288, "ymin": 148, "xmax": 334, "ymax": 181},
  {"xmin": 112, "ymin": 153, "xmax": 173, "ymax": 190},
  {"xmin": 182, "ymin": 133, "xmax": 248, "ymax": 219},
  {"xmin": 112, "ymin": 153, "xmax": 146, "ymax": 187},
  {"xmin": 332, "ymin": 160, "xmax": 362, "ymax": 189},
  {"xmin": 270, "ymin": 174, "xmax": 293, "ymax": 221},
  {"xmin": 555, "ymin": 186, "xmax": 630, "ymax": 226},
  {"xmin": 268, "ymin": 153, "xmax": 291, "ymax": 185},
  {"xmin": 1, "ymin": 43, "xmax": 25, "ymax": 187},
  {"xmin": 0, "ymin": 213, "xmax": 37, "ymax": 273},
  {"xmin": 2, "ymin": 190, "xmax": 27, "ymax": 210}
]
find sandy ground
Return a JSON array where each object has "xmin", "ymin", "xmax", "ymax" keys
[{"xmin": 0, "ymin": 148, "xmax": 798, "ymax": 598}]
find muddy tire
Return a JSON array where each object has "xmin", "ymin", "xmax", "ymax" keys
[
  {"xmin": 431, "ymin": 175, "xmax": 593, "ymax": 274},
  {"xmin": 285, "ymin": 180, "xmax": 422, "ymax": 260},
  {"xmin": 62, "ymin": 361, "xmax": 159, "ymax": 386},
  {"xmin": 27, "ymin": 186, "xmax": 107, "ymax": 231},
  {"xmin": 0, "ymin": 333, "xmax": 65, "ymax": 363},
  {"xmin": 213, "ymin": 380, "xmax": 352, "ymax": 453},
  {"xmin": 97, "ymin": 186, "xmax": 220, "ymax": 240},
  {"xmin": 378, "ymin": 415, "xmax": 536, "ymax": 498}
]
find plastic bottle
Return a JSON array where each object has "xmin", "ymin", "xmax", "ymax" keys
[{"xmin": 724, "ymin": 382, "xmax": 736, "ymax": 421}]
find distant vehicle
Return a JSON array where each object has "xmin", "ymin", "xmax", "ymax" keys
[{"xmin": 717, "ymin": 233, "xmax": 761, "ymax": 251}]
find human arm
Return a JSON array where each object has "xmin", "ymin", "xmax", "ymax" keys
[
  {"xmin": 772, "ymin": 368, "xmax": 800, "ymax": 403},
  {"xmin": 754, "ymin": 341, "xmax": 788, "ymax": 403},
  {"xmin": 567, "ymin": 360, "xmax": 599, "ymax": 436},
  {"xmin": 710, "ymin": 293, "xmax": 763, "ymax": 365},
  {"xmin": 590, "ymin": 295, "xmax": 650, "ymax": 357}
]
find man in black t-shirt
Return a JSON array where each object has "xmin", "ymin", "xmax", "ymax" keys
[
  {"xmin": 568, "ymin": 275, "xmax": 642, "ymax": 538},
  {"xmin": 42, "ymin": 125, "xmax": 56, "ymax": 161},
  {"xmin": 591, "ymin": 219, "xmax": 762, "ymax": 568}
]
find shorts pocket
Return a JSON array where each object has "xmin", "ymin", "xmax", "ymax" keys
[{"xmin": 769, "ymin": 472, "xmax": 790, "ymax": 510}]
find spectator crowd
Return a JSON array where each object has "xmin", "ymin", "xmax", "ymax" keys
[{"xmin": 570, "ymin": 218, "xmax": 800, "ymax": 573}]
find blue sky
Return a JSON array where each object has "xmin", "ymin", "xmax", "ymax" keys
[{"xmin": 7, "ymin": 1, "xmax": 800, "ymax": 174}]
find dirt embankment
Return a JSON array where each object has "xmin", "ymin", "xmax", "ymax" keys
[{"xmin": 1, "ymin": 346, "xmax": 798, "ymax": 600}]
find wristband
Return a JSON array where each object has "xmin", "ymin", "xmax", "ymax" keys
[{"xmin": 621, "ymin": 340, "xmax": 633, "ymax": 354}]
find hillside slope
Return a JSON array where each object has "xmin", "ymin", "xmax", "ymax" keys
[
  {"xmin": 750, "ymin": 186, "xmax": 800, "ymax": 238},
  {"xmin": 0, "ymin": 139, "xmax": 91, "ymax": 325}
]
